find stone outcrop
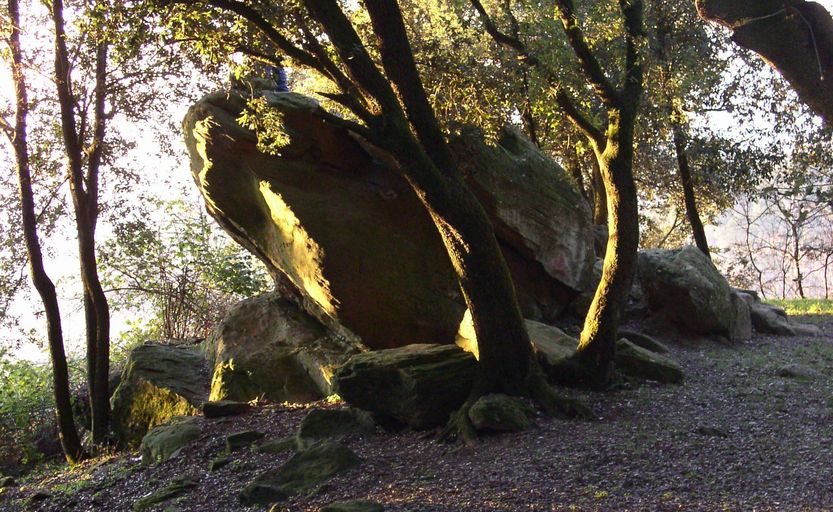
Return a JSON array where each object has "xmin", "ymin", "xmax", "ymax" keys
[
  {"xmin": 205, "ymin": 292, "xmax": 364, "ymax": 404},
  {"xmin": 110, "ymin": 344, "xmax": 209, "ymax": 447},
  {"xmin": 733, "ymin": 289, "xmax": 823, "ymax": 336},
  {"xmin": 332, "ymin": 344, "xmax": 477, "ymax": 429},
  {"xmin": 184, "ymin": 88, "xmax": 593, "ymax": 349},
  {"xmin": 637, "ymin": 246, "xmax": 744, "ymax": 339}
]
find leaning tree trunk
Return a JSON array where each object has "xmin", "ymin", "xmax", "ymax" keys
[
  {"xmin": 672, "ymin": 123, "xmax": 711, "ymax": 260},
  {"xmin": 577, "ymin": 107, "xmax": 641, "ymax": 386},
  {"xmin": 8, "ymin": 0, "xmax": 86, "ymax": 464},
  {"xmin": 696, "ymin": 0, "xmax": 833, "ymax": 124}
]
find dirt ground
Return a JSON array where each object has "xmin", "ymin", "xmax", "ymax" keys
[{"xmin": 1, "ymin": 314, "xmax": 831, "ymax": 511}]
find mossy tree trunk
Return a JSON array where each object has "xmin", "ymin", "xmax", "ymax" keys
[
  {"xmin": 304, "ymin": 0, "xmax": 539, "ymax": 397},
  {"xmin": 5, "ymin": 0, "xmax": 86, "ymax": 464}
]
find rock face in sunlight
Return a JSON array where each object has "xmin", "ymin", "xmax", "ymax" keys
[
  {"xmin": 183, "ymin": 86, "xmax": 594, "ymax": 350},
  {"xmin": 204, "ymin": 292, "xmax": 366, "ymax": 404},
  {"xmin": 110, "ymin": 344, "xmax": 209, "ymax": 447}
]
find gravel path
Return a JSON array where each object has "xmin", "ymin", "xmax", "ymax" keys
[{"xmin": 3, "ymin": 315, "xmax": 832, "ymax": 511}]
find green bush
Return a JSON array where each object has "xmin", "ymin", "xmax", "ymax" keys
[{"xmin": 0, "ymin": 348, "xmax": 96, "ymax": 469}]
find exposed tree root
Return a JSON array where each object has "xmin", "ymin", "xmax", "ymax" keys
[
  {"xmin": 439, "ymin": 399, "xmax": 479, "ymax": 446},
  {"xmin": 439, "ymin": 369, "xmax": 595, "ymax": 445},
  {"xmin": 528, "ymin": 370, "xmax": 595, "ymax": 420}
]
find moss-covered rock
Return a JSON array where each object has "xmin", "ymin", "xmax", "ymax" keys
[
  {"xmin": 320, "ymin": 500, "xmax": 385, "ymax": 512},
  {"xmin": 132, "ymin": 477, "xmax": 197, "ymax": 511},
  {"xmin": 456, "ymin": 315, "xmax": 576, "ymax": 373},
  {"xmin": 239, "ymin": 441, "xmax": 361, "ymax": 505},
  {"xmin": 110, "ymin": 343, "xmax": 208, "ymax": 447},
  {"xmin": 295, "ymin": 408, "xmax": 374, "ymax": 449},
  {"xmin": 208, "ymin": 456, "xmax": 232, "ymax": 471},
  {"xmin": 615, "ymin": 339, "xmax": 683, "ymax": 384},
  {"xmin": 333, "ymin": 344, "xmax": 477, "ymax": 429},
  {"xmin": 468, "ymin": 394, "xmax": 533, "ymax": 433},
  {"xmin": 255, "ymin": 437, "xmax": 298, "ymax": 454},
  {"xmin": 201, "ymin": 400, "xmax": 252, "ymax": 418},
  {"xmin": 637, "ymin": 247, "xmax": 741, "ymax": 339},
  {"xmin": 226, "ymin": 430, "xmax": 266, "ymax": 452},
  {"xmin": 526, "ymin": 320, "xmax": 578, "ymax": 377},
  {"xmin": 139, "ymin": 416, "xmax": 202, "ymax": 465},
  {"xmin": 206, "ymin": 293, "xmax": 365, "ymax": 404}
]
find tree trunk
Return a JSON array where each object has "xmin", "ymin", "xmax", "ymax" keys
[
  {"xmin": 672, "ymin": 123, "xmax": 711, "ymax": 260},
  {"xmin": 52, "ymin": 0, "xmax": 111, "ymax": 444},
  {"xmin": 577, "ymin": 106, "xmax": 641, "ymax": 387},
  {"xmin": 591, "ymin": 157, "xmax": 607, "ymax": 225},
  {"xmin": 791, "ymin": 223, "xmax": 805, "ymax": 298},
  {"xmin": 7, "ymin": 0, "xmax": 86, "ymax": 464},
  {"xmin": 696, "ymin": 0, "xmax": 833, "ymax": 124},
  {"xmin": 357, "ymin": 0, "xmax": 536, "ymax": 393}
]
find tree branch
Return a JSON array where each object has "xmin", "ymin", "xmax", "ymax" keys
[{"xmin": 553, "ymin": 0, "xmax": 620, "ymax": 107}]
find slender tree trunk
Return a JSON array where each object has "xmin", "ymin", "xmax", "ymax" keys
[
  {"xmin": 791, "ymin": 223, "xmax": 805, "ymax": 298},
  {"xmin": 824, "ymin": 253, "xmax": 830, "ymax": 299},
  {"xmin": 52, "ymin": 0, "xmax": 111, "ymax": 444},
  {"xmin": 7, "ymin": 0, "xmax": 86, "ymax": 464},
  {"xmin": 577, "ymin": 106, "xmax": 641, "ymax": 386},
  {"xmin": 672, "ymin": 123, "xmax": 711, "ymax": 260}
]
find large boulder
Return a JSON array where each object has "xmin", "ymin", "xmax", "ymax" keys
[
  {"xmin": 205, "ymin": 292, "xmax": 364, "ymax": 403},
  {"xmin": 332, "ymin": 344, "xmax": 477, "ymax": 429},
  {"xmin": 184, "ymin": 88, "xmax": 593, "ymax": 349},
  {"xmin": 450, "ymin": 126, "xmax": 595, "ymax": 320},
  {"xmin": 637, "ymin": 246, "xmax": 745, "ymax": 339},
  {"xmin": 110, "ymin": 344, "xmax": 209, "ymax": 447}
]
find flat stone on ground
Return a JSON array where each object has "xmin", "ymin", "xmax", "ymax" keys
[
  {"xmin": 319, "ymin": 500, "xmax": 385, "ymax": 512},
  {"xmin": 202, "ymin": 400, "xmax": 252, "ymax": 418},
  {"xmin": 226, "ymin": 430, "xmax": 266, "ymax": 452},
  {"xmin": 239, "ymin": 441, "xmax": 361, "ymax": 505}
]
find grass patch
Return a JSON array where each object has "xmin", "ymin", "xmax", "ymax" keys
[{"xmin": 765, "ymin": 299, "xmax": 833, "ymax": 315}]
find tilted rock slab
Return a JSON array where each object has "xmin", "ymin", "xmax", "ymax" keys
[
  {"xmin": 183, "ymin": 88, "xmax": 593, "ymax": 349},
  {"xmin": 110, "ymin": 343, "xmax": 209, "ymax": 447},
  {"xmin": 205, "ymin": 292, "xmax": 364, "ymax": 403}
]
